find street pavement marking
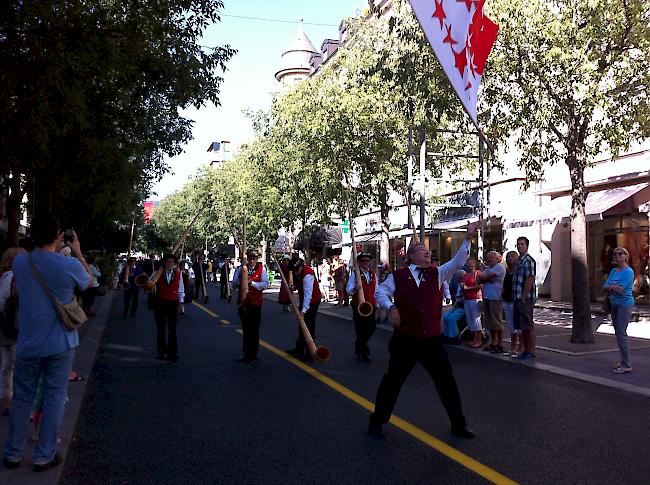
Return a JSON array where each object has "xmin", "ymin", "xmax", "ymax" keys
[
  {"xmin": 221, "ymin": 319, "xmax": 231, "ymax": 325},
  {"xmin": 235, "ymin": 330, "xmax": 518, "ymax": 485},
  {"xmin": 191, "ymin": 301, "xmax": 219, "ymax": 318}
]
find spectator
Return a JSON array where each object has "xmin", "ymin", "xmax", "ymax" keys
[
  {"xmin": 604, "ymin": 246, "xmax": 635, "ymax": 374},
  {"xmin": 513, "ymin": 236, "xmax": 537, "ymax": 363},
  {"xmin": 443, "ymin": 270, "xmax": 466, "ymax": 340},
  {"xmin": 479, "ymin": 251, "xmax": 506, "ymax": 353},
  {"xmin": 81, "ymin": 256, "xmax": 101, "ymax": 316},
  {"xmin": 206, "ymin": 258, "xmax": 213, "ymax": 283},
  {"xmin": 3, "ymin": 214, "xmax": 92, "ymax": 471},
  {"xmin": 461, "ymin": 259, "xmax": 483, "ymax": 348},
  {"xmin": 119, "ymin": 257, "xmax": 142, "ymax": 318},
  {"xmin": 333, "ymin": 257, "xmax": 349, "ymax": 307},
  {"xmin": 502, "ymin": 251, "xmax": 522, "ymax": 357},
  {"xmin": 0, "ymin": 247, "xmax": 27, "ymax": 416},
  {"xmin": 319, "ymin": 259, "xmax": 332, "ymax": 303}
]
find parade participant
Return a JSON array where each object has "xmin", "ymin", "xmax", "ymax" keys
[
  {"xmin": 369, "ymin": 221, "xmax": 479, "ymax": 440},
  {"xmin": 192, "ymin": 254, "xmax": 207, "ymax": 301},
  {"xmin": 119, "ymin": 257, "xmax": 142, "ymax": 318},
  {"xmin": 277, "ymin": 255, "xmax": 293, "ymax": 312},
  {"xmin": 346, "ymin": 252, "xmax": 377, "ymax": 363},
  {"xmin": 232, "ymin": 250, "xmax": 269, "ymax": 364},
  {"xmin": 286, "ymin": 258, "xmax": 321, "ymax": 361},
  {"xmin": 219, "ymin": 256, "xmax": 230, "ymax": 300},
  {"xmin": 141, "ymin": 254, "xmax": 158, "ymax": 277},
  {"xmin": 150, "ymin": 254, "xmax": 185, "ymax": 362}
]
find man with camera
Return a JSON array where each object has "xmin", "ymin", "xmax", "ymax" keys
[{"xmin": 4, "ymin": 215, "xmax": 92, "ymax": 472}]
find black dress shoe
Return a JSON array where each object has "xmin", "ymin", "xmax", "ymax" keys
[
  {"xmin": 236, "ymin": 357, "xmax": 250, "ymax": 364},
  {"xmin": 167, "ymin": 355, "xmax": 178, "ymax": 363},
  {"xmin": 33, "ymin": 452, "xmax": 62, "ymax": 472},
  {"xmin": 450, "ymin": 426, "xmax": 476, "ymax": 439},
  {"xmin": 286, "ymin": 348, "xmax": 300, "ymax": 356},
  {"xmin": 3, "ymin": 457, "xmax": 21, "ymax": 469},
  {"xmin": 367, "ymin": 422, "xmax": 385, "ymax": 439},
  {"xmin": 155, "ymin": 354, "xmax": 166, "ymax": 361},
  {"xmin": 359, "ymin": 355, "xmax": 371, "ymax": 363}
]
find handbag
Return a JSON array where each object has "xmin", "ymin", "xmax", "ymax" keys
[{"xmin": 28, "ymin": 254, "xmax": 88, "ymax": 331}]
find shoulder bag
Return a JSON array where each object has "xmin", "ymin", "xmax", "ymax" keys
[{"xmin": 28, "ymin": 254, "xmax": 88, "ymax": 331}]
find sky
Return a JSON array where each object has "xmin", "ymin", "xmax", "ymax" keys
[{"xmin": 152, "ymin": 0, "xmax": 368, "ymax": 200}]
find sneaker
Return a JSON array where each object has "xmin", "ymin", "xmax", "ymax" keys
[
  {"xmin": 612, "ymin": 366, "xmax": 632, "ymax": 374},
  {"xmin": 518, "ymin": 352, "xmax": 536, "ymax": 363},
  {"xmin": 509, "ymin": 352, "xmax": 520, "ymax": 359},
  {"xmin": 502, "ymin": 350, "xmax": 513, "ymax": 356},
  {"xmin": 33, "ymin": 453, "xmax": 62, "ymax": 472},
  {"xmin": 2, "ymin": 457, "xmax": 21, "ymax": 469}
]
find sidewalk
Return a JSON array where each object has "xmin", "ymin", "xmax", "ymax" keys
[
  {"xmin": 535, "ymin": 297, "xmax": 650, "ymax": 319},
  {"xmin": 264, "ymin": 283, "xmax": 650, "ymax": 398},
  {"xmin": 0, "ymin": 289, "xmax": 115, "ymax": 484}
]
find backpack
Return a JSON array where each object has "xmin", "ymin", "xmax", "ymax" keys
[{"xmin": 0, "ymin": 275, "xmax": 19, "ymax": 340}]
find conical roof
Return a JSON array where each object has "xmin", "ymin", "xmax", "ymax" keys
[{"xmin": 275, "ymin": 21, "xmax": 318, "ymax": 82}]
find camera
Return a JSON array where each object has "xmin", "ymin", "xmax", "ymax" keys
[{"xmin": 63, "ymin": 229, "xmax": 75, "ymax": 246}]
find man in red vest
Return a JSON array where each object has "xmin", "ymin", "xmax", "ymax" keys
[
  {"xmin": 151, "ymin": 254, "xmax": 185, "ymax": 362},
  {"xmin": 286, "ymin": 258, "xmax": 321, "ymax": 361},
  {"xmin": 369, "ymin": 222, "xmax": 479, "ymax": 439},
  {"xmin": 346, "ymin": 252, "xmax": 377, "ymax": 363},
  {"xmin": 232, "ymin": 249, "xmax": 269, "ymax": 364}
]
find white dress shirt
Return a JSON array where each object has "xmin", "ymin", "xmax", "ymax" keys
[
  {"xmin": 375, "ymin": 239, "xmax": 471, "ymax": 311},
  {"xmin": 301, "ymin": 273, "xmax": 316, "ymax": 314},
  {"xmin": 232, "ymin": 265, "xmax": 270, "ymax": 292},
  {"xmin": 346, "ymin": 268, "xmax": 372, "ymax": 295}
]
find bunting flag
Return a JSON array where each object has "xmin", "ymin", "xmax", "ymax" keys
[{"xmin": 409, "ymin": 0, "xmax": 499, "ymax": 127}]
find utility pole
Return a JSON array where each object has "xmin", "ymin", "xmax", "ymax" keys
[
  {"xmin": 407, "ymin": 127, "xmax": 413, "ymax": 229},
  {"xmin": 478, "ymin": 136, "xmax": 485, "ymax": 258},
  {"xmin": 418, "ymin": 126, "xmax": 426, "ymax": 242}
]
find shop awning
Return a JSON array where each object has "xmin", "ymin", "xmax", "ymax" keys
[
  {"xmin": 560, "ymin": 183, "xmax": 649, "ymax": 223},
  {"xmin": 433, "ymin": 216, "xmax": 479, "ymax": 230}
]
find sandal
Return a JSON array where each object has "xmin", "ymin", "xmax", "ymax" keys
[{"xmin": 68, "ymin": 374, "xmax": 85, "ymax": 382}]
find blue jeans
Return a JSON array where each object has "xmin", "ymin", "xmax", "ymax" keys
[
  {"xmin": 443, "ymin": 309, "xmax": 465, "ymax": 338},
  {"xmin": 4, "ymin": 348, "xmax": 75, "ymax": 464},
  {"xmin": 611, "ymin": 305, "xmax": 632, "ymax": 368}
]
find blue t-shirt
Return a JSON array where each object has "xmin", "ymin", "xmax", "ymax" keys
[
  {"xmin": 604, "ymin": 266, "xmax": 635, "ymax": 307},
  {"xmin": 12, "ymin": 250, "xmax": 90, "ymax": 358}
]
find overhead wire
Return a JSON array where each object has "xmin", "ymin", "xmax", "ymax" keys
[{"xmin": 217, "ymin": 13, "xmax": 339, "ymax": 27}]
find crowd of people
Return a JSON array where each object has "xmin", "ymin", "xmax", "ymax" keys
[{"xmin": 0, "ymin": 214, "xmax": 639, "ymax": 467}]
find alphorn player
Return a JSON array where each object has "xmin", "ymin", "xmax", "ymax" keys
[
  {"xmin": 150, "ymin": 254, "xmax": 185, "ymax": 362},
  {"xmin": 286, "ymin": 257, "xmax": 321, "ymax": 362},
  {"xmin": 346, "ymin": 252, "xmax": 377, "ymax": 363},
  {"xmin": 368, "ymin": 221, "xmax": 479, "ymax": 439},
  {"xmin": 120, "ymin": 257, "xmax": 142, "ymax": 318},
  {"xmin": 232, "ymin": 249, "xmax": 269, "ymax": 364}
]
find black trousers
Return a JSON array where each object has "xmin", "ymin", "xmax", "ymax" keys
[
  {"xmin": 370, "ymin": 333, "xmax": 466, "ymax": 429},
  {"xmin": 194, "ymin": 281, "xmax": 205, "ymax": 299},
  {"xmin": 220, "ymin": 280, "xmax": 228, "ymax": 299},
  {"xmin": 154, "ymin": 299, "xmax": 179, "ymax": 358},
  {"xmin": 123, "ymin": 290, "xmax": 139, "ymax": 316},
  {"xmin": 239, "ymin": 304, "xmax": 262, "ymax": 360},
  {"xmin": 295, "ymin": 301, "xmax": 320, "ymax": 356},
  {"xmin": 352, "ymin": 306, "xmax": 376, "ymax": 357}
]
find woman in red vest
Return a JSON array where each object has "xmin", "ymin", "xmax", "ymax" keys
[
  {"xmin": 232, "ymin": 250, "xmax": 269, "ymax": 364},
  {"xmin": 346, "ymin": 252, "xmax": 377, "ymax": 363},
  {"xmin": 286, "ymin": 258, "xmax": 321, "ymax": 361},
  {"xmin": 369, "ymin": 222, "xmax": 479, "ymax": 440},
  {"xmin": 151, "ymin": 254, "xmax": 185, "ymax": 362}
]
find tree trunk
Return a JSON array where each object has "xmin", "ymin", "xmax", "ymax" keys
[
  {"xmin": 568, "ymin": 162, "xmax": 595, "ymax": 343},
  {"xmin": 6, "ymin": 174, "xmax": 23, "ymax": 246},
  {"xmin": 379, "ymin": 187, "xmax": 390, "ymax": 265}
]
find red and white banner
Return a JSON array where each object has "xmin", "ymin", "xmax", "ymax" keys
[{"xmin": 408, "ymin": 0, "xmax": 499, "ymax": 127}]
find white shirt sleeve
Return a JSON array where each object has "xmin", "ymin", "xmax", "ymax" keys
[
  {"xmin": 438, "ymin": 239, "xmax": 471, "ymax": 288},
  {"xmin": 178, "ymin": 274, "xmax": 185, "ymax": 303},
  {"xmin": 375, "ymin": 273, "xmax": 396, "ymax": 311},
  {"xmin": 302, "ymin": 274, "xmax": 315, "ymax": 313},
  {"xmin": 443, "ymin": 280, "xmax": 451, "ymax": 300},
  {"xmin": 251, "ymin": 268, "xmax": 270, "ymax": 290},
  {"xmin": 346, "ymin": 270, "xmax": 355, "ymax": 295}
]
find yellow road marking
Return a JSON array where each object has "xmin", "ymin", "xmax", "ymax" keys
[
  {"xmin": 221, "ymin": 319, "xmax": 231, "ymax": 325},
  {"xmin": 191, "ymin": 301, "xmax": 219, "ymax": 318},
  {"xmin": 235, "ymin": 329, "xmax": 518, "ymax": 485}
]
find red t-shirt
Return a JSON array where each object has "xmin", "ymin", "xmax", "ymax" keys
[{"xmin": 462, "ymin": 271, "xmax": 482, "ymax": 300}]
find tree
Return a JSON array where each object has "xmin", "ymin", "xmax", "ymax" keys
[
  {"xmin": 0, "ymin": 0, "xmax": 235, "ymax": 246},
  {"xmin": 482, "ymin": 0, "xmax": 650, "ymax": 342}
]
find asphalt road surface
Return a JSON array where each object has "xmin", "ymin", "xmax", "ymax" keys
[{"xmin": 61, "ymin": 289, "xmax": 650, "ymax": 484}]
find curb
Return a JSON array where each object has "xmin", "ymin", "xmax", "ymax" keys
[{"xmin": 0, "ymin": 289, "xmax": 114, "ymax": 484}]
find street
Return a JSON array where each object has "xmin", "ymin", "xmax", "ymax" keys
[{"xmin": 61, "ymin": 290, "xmax": 650, "ymax": 485}]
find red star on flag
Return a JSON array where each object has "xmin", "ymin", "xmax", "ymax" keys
[
  {"xmin": 443, "ymin": 24, "xmax": 457, "ymax": 45},
  {"xmin": 431, "ymin": 0, "xmax": 446, "ymax": 29},
  {"xmin": 453, "ymin": 46, "xmax": 467, "ymax": 77},
  {"xmin": 465, "ymin": 81, "xmax": 472, "ymax": 91}
]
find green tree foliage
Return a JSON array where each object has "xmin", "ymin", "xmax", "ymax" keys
[
  {"xmin": 0, "ymin": 0, "xmax": 235, "ymax": 247},
  {"xmin": 482, "ymin": 0, "xmax": 650, "ymax": 342}
]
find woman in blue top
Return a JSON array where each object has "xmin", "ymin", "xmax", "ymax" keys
[{"xmin": 603, "ymin": 247, "xmax": 635, "ymax": 374}]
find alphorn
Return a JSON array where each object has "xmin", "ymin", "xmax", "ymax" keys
[
  {"xmin": 201, "ymin": 261, "xmax": 209, "ymax": 304},
  {"xmin": 238, "ymin": 212, "xmax": 249, "ymax": 305},
  {"xmin": 121, "ymin": 219, "xmax": 136, "ymax": 289},
  {"xmin": 407, "ymin": 205, "xmax": 420, "ymax": 245},
  {"xmin": 272, "ymin": 253, "xmax": 331, "ymax": 361},
  {"xmin": 346, "ymin": 200, "xmax": 374, "ymax": 318},
  {"xmin": 136, "ymin": 204, "xmax": 207, "ymax": 291},
  {"xmin": 225, "ymin": 259, "xmax": 232, "ymax": 303}
]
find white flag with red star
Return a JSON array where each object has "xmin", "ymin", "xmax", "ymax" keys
[{"xmin": 409, "ymin": 0, "xmax": 499, "ymax": 127}]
